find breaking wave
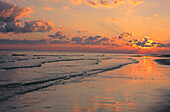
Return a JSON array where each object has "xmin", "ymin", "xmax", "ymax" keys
[{"xmin": 0, "ymin": 51, "xmax": 139, "ymax": 102}]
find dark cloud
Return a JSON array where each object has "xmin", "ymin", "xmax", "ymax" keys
[
  {"xmin": 77, "ymin": 30, "xmax": 88, "ymax": 33},
  {"xmin": 83, "ymin": 36, "xmax": 101, "ymax": 45},
  {"xmin": 0, "ymin": 1, "xmax": 55, "ymax": 33},
  {"xmin": 0, "ymin": 39, "xmax": 47, "ymax": 44},
  {"xmin": 84, "ymin": 0, "xmax": 98, "ymax": 7},
  {"xmin": 131, "ymin": 36, "xmax": 159, "ymax": 47},
  {"xmin": 49, "ymin": 32, "xmax": 113, "ymax": 46},
  {"xmin": 0, "ymin": 20, "xmax": 55, "ymax": 33},
  {"xmin": 48, "ymin": 31, "xmax": 66, "ymax": 39},
  {"xmin": 0, "ymin": 1, "xmax": 33, "ymax": 22},
  {"xmin": 117, "ymin": 34, "xmax": 169, "ymax": 48},
  {"xmin": 82, "ymin": 36, "xmax": 110, "ymax": 45},
  {"xmin": 157, "ymin": 43, "xmax": 167, "ymax": 47},
  {"xmin": 113, "ymin": 0, "xmax": 124, "ymax": 5},
  {"xmin": 166, "ymin": 44, "xmax": 170, "ymax": 47},
  {"xmin": 117, "ymin": 32, "xmax": 132, "ymax": 40},
  {"xmin": 101, "ymin": 0, "xmax": 111, "ymax": 7},
  {"xmin": 48, "ymin": 31, "xmax": 170, "ymax": 48},
  {"xmin": 71, "ymin": 36, "xmax": 83, "ymax": 44},
  {"xmin": 50, "ymin": 40, "xmax": 70, "ymax": 44},
  {"xmin": 71, "ymin": 0, "xmax": 143, "ymax": 8},
  {"xmin": 23, "ymin": 20, "xmax": 54, "ymax": 33}
]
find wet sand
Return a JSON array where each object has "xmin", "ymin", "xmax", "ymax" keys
[
  {"xmin": 0, "ymin": 57, "xmax": 170, "ymax": 112},
  {"xmin": 154, "ymin": 59, "xmax": 170, "ymax": 65}
]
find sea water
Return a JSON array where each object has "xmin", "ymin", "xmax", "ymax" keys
[
  {"xmin": 1, "ymin": 50, "xmax": 169, "ymax": 112},
  {"xmin": 0, "ymin": 51, "xmax": 138, "ymax": 102}
]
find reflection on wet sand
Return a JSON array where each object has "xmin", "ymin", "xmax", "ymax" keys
[
  {"xmin": 129, "ymin": 57, "xmax": 162, "ymax": 80},
  {"xmin": 70, "ymin": 57, "xmax": 170, "ymax": 112},
  {"xmin": 71, "ymin": 93, "xmax": 132, "ymax": 112}
]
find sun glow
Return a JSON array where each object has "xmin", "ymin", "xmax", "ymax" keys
[{"xmin": 132, "ymin": 36, "xmax": 158, "ymax": 49}]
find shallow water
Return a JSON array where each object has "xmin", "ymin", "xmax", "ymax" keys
[{"xmin": 0, "ymin": 51, "xmax": 169, "ymax": 112}]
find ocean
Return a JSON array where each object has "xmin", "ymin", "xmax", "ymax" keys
[{"xmin": 0, "ymin": 50, "xmax": 169, "ymax": 112}]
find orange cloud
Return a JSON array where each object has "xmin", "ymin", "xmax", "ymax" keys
[
  {"xmin": 153, "ymin": 14, "xmax": 158, "ymax": 17},
  {"xmin": 62, "ymin": 6, "xmax": 71, "ymax": 10},
  {"xmin": 70, "ymin": 0, "xmax": 82, "ymax": 5},
  {"xmin": 113, "ymin": 0, "xmax": 124, "ymax": 5},
  {"xmin": 128, "ymin": 0, "xmax": 144, "ymax": 6},
  {"xmin": 0, "ymin": 1, "xmax": 55, "ymax": 33},
  {"xmin": 0, "ymin": 1, "xmax": 34, "ymax": 22},
  {"xmin": 43, "ymin": 7, "xmax": 53, "ymax": 10},
  {"xmin": 70, "ymin": 0, "xmax": 144, "ymax": 8},
  {"xmin": 84, "ymin": 0, "xmax": 99, "ymax": 7}
]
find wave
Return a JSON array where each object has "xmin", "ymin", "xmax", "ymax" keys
[
  {"xmin": 0, "ymin": 56, "xmax": 44, "ymax": 64},
  {"xmin": 0, "ymin": 57, "xmax": 111, "ymax": 70},
  {"xmin": 11, "ymin": 54, "xmax": 27, "ymax": 56},
  {"xmin": 0, "ymin": 58, "xmax": 139, "ymax": 103},
  {"xmin": 33, "ymin": 54, "xmax": 84, "ymax": 57},
  {"xmin": 0, "ymin": 58, "xmax": 90, "ymax": 70}
]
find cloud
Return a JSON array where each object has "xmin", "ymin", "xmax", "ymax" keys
[
  {"xmin": 0, "ymin": 1, "xmax": 55, "ymax": 33},
  {"xmin": 166, "ymin": 44, "xmax": 170, "ymax": 47},
  {"xmin": 82, "ymin": 36, "xmax": 111, "ymax": 45},
  {"xmin": 71, "ymin": 36, "xmax": 83, "ymax": 44},
  {"xmin": 117, "ymin": 34, "xmax": 169, "ymax": 48},
  {"xmin": 113, "ymin": 0, "xmax": 124, "ymax": 5},
  {"xmin": 50, "ymin": 40, "xmax": 70, "ymax": 44},
  {"xmin": 153, "ymin": 14, "xmax": 158, "ymax": 17},
  {"xmin": 48, "ymin": 31, "xmax": 170, "ymax": 48},
  {"xmin": 62, "ymin": 6, "xmax": 71, "ymax": 10},
  {"xmin": 49, "ymin": 31, "xmax": 113, "ymax": 46},
  {"xmin": 132, "ymin": 36, "xmax": 157, "ymax": 47},
  {"xmin": 84, "ymin": 0, "xmax": 98, "ymax": 7},
  {"xmin": 0, "ymin": 20, "xmax": 55, "ymax": 33},
  {"xmin": 70, "ymin": 0, "xmax": 144, "ymax": 8},
  {"xmin": 117, "ymin": 32, "xmax": 132, "ymax": 39},
  {"xmin": 70, "ymin": 0, "xmax": 82, "ymax": 5},
  {"xmin": 48, "ymin": 31, "xmax": 66, "ymax": 39},
  {"xmin": 0, "ymin": 0, "xmax": 34, "ymax": 22},
  {"xmin": 0, "ymin": 39, "xmax": 47, "ymax": 44},
  {"xmin": 23, "ymin": 20, "xmax": 55, "ymax": 32},
  {"xmin": 1, "ymin": 29, "xmax": 169, "ymax": 50},
  {"xmin": 43, "ymin": 7, "xmax": 53, "ymax": 10},
  {"xmin": 128, "ymin": 0, "xmax": 144, "ymax": 6},
  {"xmin": 100, "ymin": 0, "xmax": 115, "ymax": 8}
]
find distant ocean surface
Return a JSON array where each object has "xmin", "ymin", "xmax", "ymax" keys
[{"xmin": 0, "ymin": 51, "xmax": 138, "ymax": 101}]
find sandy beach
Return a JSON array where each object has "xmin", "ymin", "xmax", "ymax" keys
[
  {"xmin": 154, "ymin": 59, "xmax": 170, "ymax": 65},
  {"xmin": 0, "ymin": 52, "xmax": 169, "ymax": 112}
]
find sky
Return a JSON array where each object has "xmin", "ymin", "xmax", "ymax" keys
[{"xmin": 0, "ymin": 0, "xmax": 170, "ymax": 54}]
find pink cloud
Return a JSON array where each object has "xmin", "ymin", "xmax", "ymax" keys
[
  {"xmin": 0, "ymin": 1, "xmax": 55, "ymax": 33},
  {"xmin": 43, "ymin": 7, "xmax": 53, "ymax": 10}
]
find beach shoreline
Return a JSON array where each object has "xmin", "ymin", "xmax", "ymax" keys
[
  {"xmin": 0, "ymin": 52, "xmax": 169, "ymax": 112},
  {"xmin": 154, "ymin": 59, "xmax": 170, "ymax": 65}
]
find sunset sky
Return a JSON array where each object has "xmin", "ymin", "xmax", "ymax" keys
[{"xmin": 0, "ymin": 0, "xmax": 170, "ymax": 54}]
